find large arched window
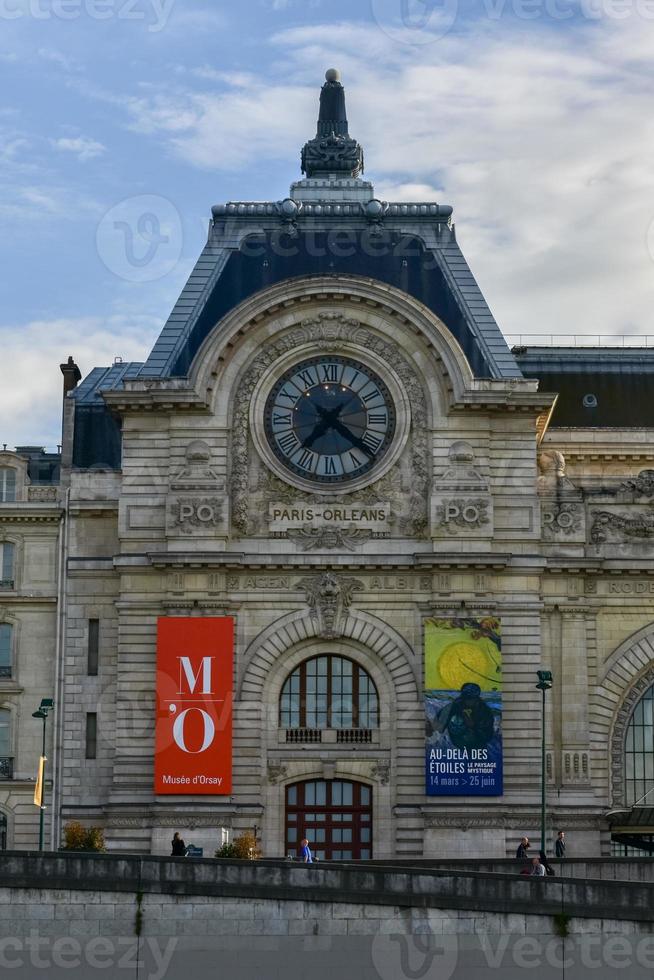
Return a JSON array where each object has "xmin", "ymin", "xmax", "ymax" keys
[
  {"xmin": 280, "ymin": 655, "xmax": 379, "ymax": 732},
  {"xmin": 0, "ymin": 468, "xmax": 16, "ymax": 503},
  {"xmin": 0, "ymin": 543, "xmax": 15, "ymax": 589},
  {"xmin": 0, "ymin": 624, "xmax": 12, "ymax": 678},
  {"xmin": 0, "ymin": 709, "xmax": 12, "ymax": 779},
  {"xmin": 625, "ymin": 682, "xmax": 654, "ymax": 806}
]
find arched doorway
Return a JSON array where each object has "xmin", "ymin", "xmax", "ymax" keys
[{"xmin": 286, "ymin": 779, "xmax": 372, "ymax": 860}]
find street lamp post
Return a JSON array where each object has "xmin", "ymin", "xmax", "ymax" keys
[
  {"xmin": 32, "ymin": 698, "xmax": 54, "ymax": 852},
  {"xmin": 535, "ymin": 671, "xmax": 553, "ymax": 857}
]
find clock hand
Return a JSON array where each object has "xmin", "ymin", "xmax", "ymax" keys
[
  {"xmin": 301, "ymin": 417, "xmax": 330, "ymax": 449},
  {"xmin": 301, "ymin": 402, "xmax": 345, "ymax": 449},
  {"xmin": 331, "ymin": 418, "xmax": 376, "ymax": 458}
]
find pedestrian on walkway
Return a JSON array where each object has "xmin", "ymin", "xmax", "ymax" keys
[
  {"xmin": 300, "ymin": 838, "xmax": 313, "ymax": 863},
  {"xmin": 171, "ymin": 832, "xmax": 187, "ymax": 857},
  {"xmin": 539, "ymin": 850, "xmax": 555, "ymax": 876},
  {"xmin": 516, "ymin": 836, "xmax": 530, "ymax": 860},
  {"xmin": 555, "ymin": 830, "xmax": 566, "ymax": 858},
  {"xmin": 529, "ymin": 856, "xmax": 546, "ymax": 877}
]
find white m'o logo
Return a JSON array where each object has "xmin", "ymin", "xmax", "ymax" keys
[{"xmin": 172, "ymin": 708, "xmax": 216, "ymax": 754}]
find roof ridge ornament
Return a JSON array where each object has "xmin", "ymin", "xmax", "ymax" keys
[{"xmin": 301, "ymin": 69, "xmax": 364, "ymax": 179}]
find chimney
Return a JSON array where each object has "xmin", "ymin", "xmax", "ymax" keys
[{"xmin": 60, "ymin": 356, "xmax": 82, "ymax": 395}]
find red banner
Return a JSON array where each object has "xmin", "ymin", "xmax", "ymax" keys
[{"xmin": 154, "ymin": 617, "xmax": 233, "ymax": 795}]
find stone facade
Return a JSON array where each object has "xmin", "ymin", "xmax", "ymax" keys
[
  {"xmin": 56, "ymin": 281, "xmax": 654, "ymax": 857},
  {"xmin": 0, "ymin": 448, "xmax": 61, "ymax": 848}
]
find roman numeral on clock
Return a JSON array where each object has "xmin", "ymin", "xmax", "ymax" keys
[
  {"xmin": 295, "ymin": 449, "xmax": 316, "ymax": 472},
  {"xmin": 323, "ymin": 457, "xmax": 337, "ymax": 475},
  {"xmin": 361, "ymin": 387, "xmax": 381, "ymax": 404},
  {"xmin": 297, "ymin": 369, "xmax": 316, "ymax": 389},
  {"xmin": 277, "ymin": 387, "xmax": 297, "ymax": 405},
  {"xmin": 278, "ymin": 431, "xmax": 299, "ymax": 455},
  {"xmin": 362, "ymin": 432, "xmax": 382, "ymax": 453},
  {"xmin": 367, "ymin": 412, "xmax": 387, "ymax": 426},
  {"xmin": 273, "ymin": 412, "xmax": 292, "ymax": 426},
  {"xmin": 320, "ymin": 364, "xmax": 339, "ymax": 383}
]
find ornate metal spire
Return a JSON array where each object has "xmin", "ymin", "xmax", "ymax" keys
[{"xmin": 301, "ymin": 69, "xmax": 364, "ymax": 179}]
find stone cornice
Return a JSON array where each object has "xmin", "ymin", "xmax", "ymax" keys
[
  {"xmin": 101, "ymin": 386, "xmax": 209, "ymax": 414},
  {"xmin": 0, "ymin": 506, "xmax": 61, "ymax": 524}
]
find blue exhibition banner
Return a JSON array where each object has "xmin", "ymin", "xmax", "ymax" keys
[{"xmin": 425, "ymin": 617, "xmax": 503, "ymax": 796}]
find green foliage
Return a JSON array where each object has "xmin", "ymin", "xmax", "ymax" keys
[
  {"xmin": 62, "ymin": 820, "xmax": 107, "ymax": 852},
  {"xmin": 553, "ymin": 912, "xmax": 571, "ymax": 938},
  {"xmin": 215, "ymin": 832, "xmax": 261, "ymax": 860}
]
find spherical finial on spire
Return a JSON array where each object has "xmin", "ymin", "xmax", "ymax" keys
[{"xmin": 325, "ymin": 68, "xmax": 341, "ymax": 83}]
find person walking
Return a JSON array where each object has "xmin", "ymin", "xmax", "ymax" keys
[
  {"xmin": 516, "ymin": 837, "xmax": 530, "ymax": 860},
  {"xmin": 300, "ymin": 838, "xmax": 313, "ymax": 863},
  {"xmin": 529, "ymin": 856, "xmax": 546, "ymax": 877},
  {"xmin": 539, "ymin": 850, "xmax": 555, "ymax": 876},
  {"xmin": 555, "ymin": 830, "xmax": 566, "ymax": 858},
  {"xmin": 171, "ymin": 832, "xmax": 187, "ymax": 857}
]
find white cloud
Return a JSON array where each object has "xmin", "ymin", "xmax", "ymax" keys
[
  {"xmin": 107, "ymin": 17, "xmax": 654, "ymax": 340},
  {"xmin": 0, "ymin": 316, "xmax": 160, "ymax": 449},
  {"xmin": 53, "ymin": 136, "xmax": 106, "ymax": 162}
]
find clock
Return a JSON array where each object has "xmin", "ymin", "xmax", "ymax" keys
[{"xmin": 263, "ymin": 355, "xmax": 397, "ymax": 485}]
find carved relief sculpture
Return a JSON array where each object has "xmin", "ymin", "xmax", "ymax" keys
[{"xmin": 296, "ymin": 572, "xmax": 364, "ymax": 638}]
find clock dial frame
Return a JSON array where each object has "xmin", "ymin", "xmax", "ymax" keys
[{"xmin": 263, "ymin": 355, "xmax": 397, "ymax": 486}]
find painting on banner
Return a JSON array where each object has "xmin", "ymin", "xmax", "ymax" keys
[
  {"xmin": 425, "ymin": 617, "xmax": 503, "ymax": 796},
  {"xmin": 155, "ymin": 617, "xmax": 233, "ymax": 795}
]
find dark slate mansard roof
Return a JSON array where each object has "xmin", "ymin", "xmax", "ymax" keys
[
  {"xmin": 514, "ymin": 347, "xmax": 654, "ymax": 428},
  {"xmin": 71, "ymin": 70, "xmax": 522, "ymax": 470}
]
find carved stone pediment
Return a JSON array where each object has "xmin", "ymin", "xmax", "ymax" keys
[
  {"xmin": 436, "ymin": 441, "xmax": 488, "ymax": 492},
  {"xmin": 171, "ymin": 440, "xmax": 224, "ymax": 490},
  {"xmin": 432, "ymin": 443, "xmax": 493, "ymax": 537}
]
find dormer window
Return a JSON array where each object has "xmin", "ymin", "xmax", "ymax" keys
[{"xmin": 0, "ymin": 469, "xmax": 15, "ymax": 503}]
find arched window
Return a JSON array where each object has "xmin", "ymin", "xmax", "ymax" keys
[
  {"xmin": 0, "ymin": 811, "xmax": 6, "ymax": 850},
  {"xmin": 0, "ymin": 624, "xmax": 12, "ymax": 678},
  {"xmin": 0, "ymin": 543, "xmax": 15, "ymax": 589},
  {"xmin": 280, "ymin": 655, "xmax": 379, "ymax": 730},
  {"xmin": 0, "ymin": 709, "xmax": 12, "ymax": 779},
  {"xmin": 0, "ymin": 468, "xmax": 16, "ymax": 503},
  {"xmin": 625, "ymin": 682, "xmax": 654, "ymax": 806}
]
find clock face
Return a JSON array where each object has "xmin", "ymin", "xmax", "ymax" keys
[{"xmin": 263, "ymin": 355, "xmax": 397, "ymax": 485}]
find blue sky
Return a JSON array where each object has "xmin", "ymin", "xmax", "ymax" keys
[{"xmin": 3, "ymin": 0, "xmax": 654, "ymax": 447}]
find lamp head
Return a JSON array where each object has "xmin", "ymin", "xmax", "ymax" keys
[
  {"xmin": 33, "ymin": 698, "xmax": 54, "ymax": 719},
  {"xmin": 536, "ymin": 669, "xmax": 553, "ymax": 691}
]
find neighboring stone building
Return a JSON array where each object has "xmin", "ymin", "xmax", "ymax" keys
[
  {"xmin": 55, "ymin": 71, "xmax": 654, "ymax": 858},
  {"xmin": 0, "ymin": 445, "xmax": 61, "ymax": 849}
]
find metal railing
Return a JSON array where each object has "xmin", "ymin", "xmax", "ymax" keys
[
  {"xmin": 336, "ymin": 729, "xmax": 373, "ymax": 744},
  {"xmin": 285, "ymin": 729, "xmax": 322, "ymax": 744},
  {"xmin": 0, "ymin": 666, "xmax": 11, "ymax": 679},
  {"xmin": 0, "ymin": 757, "xmax": 13, "ymax": 780},
  {"xmin": 0, "ymin": 580, "xmax": 14, "ymax": 591},
  {"xmin": 507, "ymin": 334, "xmax": 654, "ymax": 348}
]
